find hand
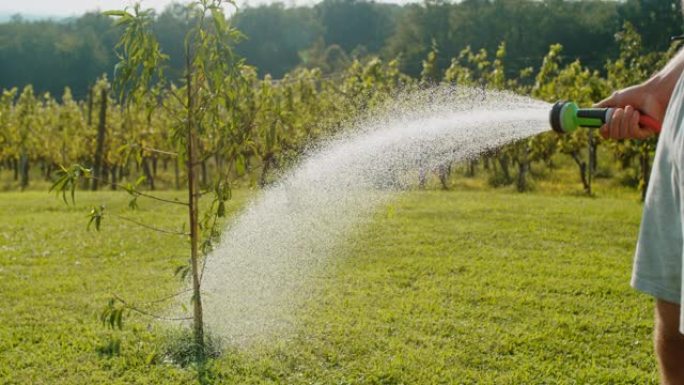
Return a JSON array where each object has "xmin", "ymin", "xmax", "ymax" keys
[{"xmin": 594, "ymin": 82, "xmax": 667, "ymax": 140}]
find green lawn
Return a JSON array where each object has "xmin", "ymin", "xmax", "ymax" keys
[{"xmin": 0, "ymin": 188, "xmax": 657, "ymax": 384}]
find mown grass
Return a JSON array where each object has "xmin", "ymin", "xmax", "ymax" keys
[{"xmin": 0, "ymin": 186, "xmax": 657, "ymax": 384}]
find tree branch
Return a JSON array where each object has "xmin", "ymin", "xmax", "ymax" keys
[
  {"xmin": 113, "ymin": 293, "xmax": 192, "ymax": 322},
  {"xmin": 142, "ymin": 146, "xmax": 178, "ymax": 157},
  {"xmin": 144, "ymin": 288, "xmax": 192, "ymax": 305},
  {"xmin": 131, "ymin": 189, "xmax": 189, "ymax": 206},
  {"xmin": 89, "ymin": 175, "xmax": 189, "ymax": 206},
  {"xmin": 166, "ymin": 87, "xmax": 187, "ymax": 109},
  {"xmin": 112, "ymin": 214, "xmax": 189, "ymax": 236},
  {"xmin": 158, "ymin": 99, "xmax": 187, "ymax": 124}
]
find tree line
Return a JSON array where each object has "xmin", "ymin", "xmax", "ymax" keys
[
  {"xmin": 0, "ymin": 21, "xmax": 674, "ymax": 199},
  {"xmin": 0, "ymin": 0, "xmax": 680, "ymax": 99}
]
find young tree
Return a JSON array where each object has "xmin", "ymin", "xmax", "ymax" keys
[{"xmin": 52, "ymin": 1, "xmax": 247, "ymax": 368}]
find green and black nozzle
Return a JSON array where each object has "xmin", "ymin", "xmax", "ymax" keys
[{"xmin": 549, "ymin": 100, "xmax": 662, "ymax": 134}]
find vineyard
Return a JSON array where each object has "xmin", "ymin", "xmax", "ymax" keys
[{"xmin": 0, "ymin": 19, "xmax": 673, "ymax": 198}]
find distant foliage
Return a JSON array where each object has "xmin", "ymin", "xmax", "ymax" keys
[
  {"xmin": 0, "ymin": 0, "xmax": 679, "ymax": 97},
  {"xmin": 0, "ymin": 20, "xmax": 676, "ymax": 197}
]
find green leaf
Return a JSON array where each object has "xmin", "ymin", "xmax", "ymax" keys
[
  {"xmin": 128, "ymin": 196, "xmax": 139, "ymax": 210},
  {"xmin": 115, "ymin": 309, "xmax": 123, "ymax": 330},
  {"xmin": 87, "ymin": 205, "xmax": 105, "ymax": 231},
  {"xmin": 145, "ymin": 352, "xmax": 158, "ymax": 365},
  {"xmin": 235, "ymin": 154, "xmax": 245, "ymax": 176},
  {"xmin": 174, "ymin": 263, "xmax": 190, "ymax": 282},
  {"xmin": 211, "ymin": 8, "xmax": 228, "ymax": 34},
  {"xmin": 103, "ymin": 10, "xmax": 128, "ymax": 17}
]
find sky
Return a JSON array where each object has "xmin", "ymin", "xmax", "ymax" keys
[
  {"xmin": 0, "ymin": 0, "xmax": 410, "ymax": 17},
  {"xmin": 0, "ymin": 0, "xmax": 175, "ymax": 17}
]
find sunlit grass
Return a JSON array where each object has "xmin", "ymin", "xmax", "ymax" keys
[{"xmin": 0, "ymin": 184, "xmax": 657, "ymax": 383}]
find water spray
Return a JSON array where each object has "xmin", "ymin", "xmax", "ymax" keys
[
  {"xmin": 549, "ymin": 100, "xmax": 662, "ymax": 134},
  {"xmin": 199, "ymin": 88, "xmax": 553, "ymax": 345}
]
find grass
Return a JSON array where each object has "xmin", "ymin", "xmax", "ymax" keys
[{"xmin": 0, "ymin": 185, "xmax": 658, "ymax": 384}]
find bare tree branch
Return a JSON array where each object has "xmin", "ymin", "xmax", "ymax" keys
[
  {"xmin": 89, "ymin": 175, "xmax": 189, "ymax": 206},
  {"xmin": 112, "ymin": 214, "xmax": 189, "ymax": 236},
  {"xmin": 144, "ymin": 288, "xmax": 192, "ymax": 305},
  {"xmin": 112, "ymin": 293, "xmax": 192, "ymax": 322},
  {"xmin": 142, "ymin": 147, "xmax": 179, "ymax": 157}
]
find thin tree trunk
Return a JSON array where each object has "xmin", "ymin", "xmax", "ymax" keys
[
  {"xmin": 465, "ymin": 159, "xmax": 476, "ymax": 177},
  {"xmin": 259, "ymin": 154, "xmax": 271, "ymax": 188},
  {"xmin": 438, "ymin": 163, "xmax": 450, "ymax": 190},
  {"xmin": 174, "ymin": 157, "xmax": 180, "ymax": 190},
  {"xmin": 418, "ymin": 167, "xmax": 427, "ymax": 189},
  {"xmin": 570, "ymin": 151, "xmax": 590, "ymax": 194},
  {"xmin": 13, "ymin": 158, "xmax": 18, "ymax": 181},
  {"xmin": 45, "ymin": 163, "xmax": 53, "ymax": 181},
  {"xmin": 19, "ymin": 152, "xmax": 29, "ymax": 190},
  {"xmin": 141, "ymin": 158, "xmax": 155, "ymax": 191},
  {"xmin": 186, "ymin": 51, "xmax": 204, "ymax": 359},
  {"xmin": 152, "ymin": 156, "xmax": 158, "ymax": 178},
  {"xmin": 498, "ymin": 155, "xmax": 511, "ymax": 182},
  {"xmin": 110, "ymin": 165, "xmax": 118, "ymax": 190},
  {"xmin": 122, "ymin": 159, "xmax": 130, "ymax": 180},
  {"xmin": 516, "ymin": 146, "xmax": 529, "ymax": 193},
  {"xmin": 102, "ymin": 164, "xmax": 109, "ymax": 187},
  {"xmin": 92, "ymin": 88, "xmax": 107, "ymax": 191}
]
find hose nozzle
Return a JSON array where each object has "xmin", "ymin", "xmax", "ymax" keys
[{"xmin": 549, "ymin": 100, "xmax": 661, "ymax": 134}]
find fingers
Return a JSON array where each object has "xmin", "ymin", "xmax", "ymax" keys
[
  {"xmin": 620, "ymin": 105, "xmax": 633, "ymax": 139},
  {"xmin": 599, "ymin": 105, "xmax": 654, "ymax": 140},
  {"xmin": 594, "ymin": 91, "xmax": 620, "ymax": 108},
  {"xmin": 609, "ymin": 107, "xmax": 625, "ymax": 139},
  {"xmin": 594, "ymin": 85, "xmax": 642, "ymax": 108},
  {"xmin": 632, "ymin": 111, "xmax": 653, "ymax": 140}
]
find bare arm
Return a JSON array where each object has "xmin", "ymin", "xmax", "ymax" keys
[
  {"xmin": 651, "ymin": 48, "xmax": 684, "ymax": 98},
  {"xmin": 595, "ymin": 49, "xmax": 684, "ymax": 139}
]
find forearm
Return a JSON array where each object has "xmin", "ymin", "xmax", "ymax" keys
[
  {"xmin": 646, "ymin": 48, "xmax": 684, "ymax": 103},
  {"xmin": 596, "ymin": 47, "xmax": 684, "ymax": 139}
]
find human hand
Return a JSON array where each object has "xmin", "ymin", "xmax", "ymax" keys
[{"xmin": 594, "ymin": 82, "xmax": 666, "ymax": 140}]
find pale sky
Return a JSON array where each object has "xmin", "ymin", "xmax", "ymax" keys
[
  {"xmin": 0, "ymin": 0, "xmax": 179, "ymax": 16},
  {"xmin": 0, "ymin": 0, "xmax": 409, "ymax": 17}
]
